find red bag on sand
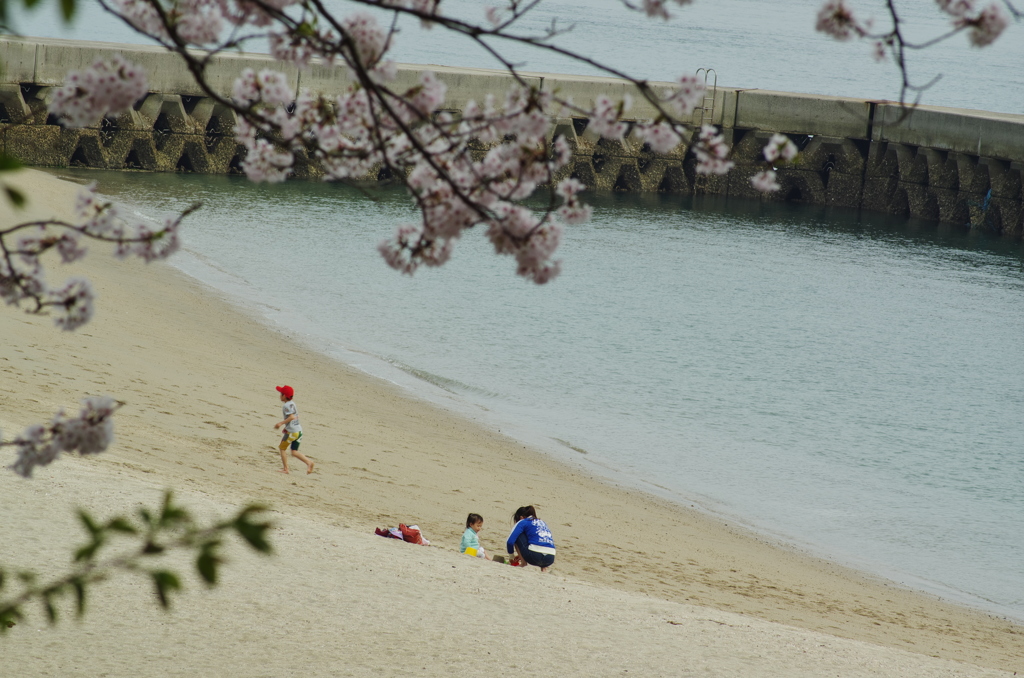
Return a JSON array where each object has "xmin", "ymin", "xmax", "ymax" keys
[{"xmin": 399, "ymin": 524, "xmax": 424, "ymax": 545}]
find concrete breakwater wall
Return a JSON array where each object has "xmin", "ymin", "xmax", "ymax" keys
[{"xmin": 2, "ymin": 36, "xmax": 1023, "ymax": 235}]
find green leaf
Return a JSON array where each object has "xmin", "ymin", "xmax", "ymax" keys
[
  {"xmin": 158, "ymin": 491, "xmax": 189, "ymax": 528},
  {"xmin": 0, "ymin": 607, "xmax": 22, "ymax": 633},
  {"xmin": 105, "ymin": 517, "xmax": 137, "ymax": 534},
  {"xmin": 196, "ymin": 549, "xmax": 221, "ymax": 586},
  {"xmin": 78, "ymin": 510, "xmax": 102, "ymax": 537},
  {"xmin": 0, "ymin": 154, "xmax": 23, "ymax": 171},
  {"xmin": 0, "ymin": 567, "xmax": 5, "ymax": 591},
  {"xmin": 142, "ymin": 541, "xmax": 165, "ymax": 555},
  {"xmin": 73, "ymin": 542, "xmax": 101, "ymax": 562},
  {"xmin": 43, "ymin": 595, "xmax": 57, "ymax": 624},
  {"xmin": 234, "ymin": 510, "xmax": 273, "ymax": 554},
  {"xmin": 4, "ymin": 186, "xmax": 25, "ymax": 208},
  {"xmin": 59, "ymin": 0, "xmax": 76, "ymax": 22},
  {"xmin": 72, "ymin": 579, "xmax": 87, "ymax": 617},
  {"xmin": 150, "ymin": 570, "xmax": 181, "ymax": 609},
  {"xmin": 74, "ymin": 514, "xmax": 105, "ymax": 561}
]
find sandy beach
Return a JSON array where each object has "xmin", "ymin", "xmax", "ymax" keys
[{"xmin": 1, "ymin": 168, "xmax": 1022, "ymax": 676}]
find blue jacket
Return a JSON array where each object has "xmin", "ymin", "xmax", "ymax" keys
[{"xmin": 506, "ymin": 518, "xmax": 555, "ymax": 554}]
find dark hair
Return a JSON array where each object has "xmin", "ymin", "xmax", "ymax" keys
[
  {"xmin": 466, "ymin": 513, "xmax": 483, "ymax": 528},
  {"xmin": 513, "ymin": 505, "xmax": 537, "ymax": 522}
]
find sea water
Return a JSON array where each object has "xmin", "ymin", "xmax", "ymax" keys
[{"xmin": 9, "ymin": 0, "xmax": 1024, "ymax": 621}]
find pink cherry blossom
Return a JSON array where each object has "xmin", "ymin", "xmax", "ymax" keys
[
  {"xmin": 341, "ymin": 12, "xmax": 390, "ymax": 66},
  {"xmin": 378, "ymin": 223, "xmax": 426, "ymax": 275},
  {"xmin": 175, "ymin": 0, "xmax": 225, "ymax": 44},
  {"xmin": 50, "ymin": 278, "xmax": 95, "ymax": 331},
  {"xmin": 556, "ymin": 177, "xmax": 586, "ymax": 200},
  {"xmin": 49, "ymin": 55, "xmax": 148, "ymax": 128},
  {"xmin": 15, "ymin": 227, "xmax": 86, "ymax": 265},
  {"xmin": 750, "ymin": 170, "xmax": 781, "ymax": 193},
  {"xmin": 0, "ymin": 254, "xmax": 45, "ymax": 307},
  {"xmin": 815, "ymin": 0, "xmax": 864, "ymax": 41},
  {"xmin": 960, "ymin": 3, "xmax": 1009, "ymax": 46},
  {"xmin": 8, "ymin": 396, "xmax": 119, "ymax": 477},
  {"xmin": 693, "ymin": 125, "xmax": 734, "ymax": 175},
  {"xmin": 556, "ymin": 178, "xmax": 593, "ymax": 225},
  {"xmin": 8, "ymin": 424, "xmax": 60, "ymax": 478},
  {"xmin": 130, "ymin": 217, "xmax": 182, "ymax": 262},
  {"xmin": 872, "ymin": 40, "xmax": 888, "ymax": 62},
  {"xmin": 485, "ymin": 6, "xmax": 503, "ymax": 26},
  {"xmin": 667, "ymin": 74, "xmax": 705, "ymax": 118},
  {"xmin": 240, "ymin": 139, "xmax": 294, "ymax": 183},
  {"xmin": 407, "ymin": 71, "xmax": 448, "ymax": 117},
  {"xmin": 111, "ymin": 0, "xmax": 168, "ymax": 40},
  {"xmin": 638, "ymin": 121, "xmax": 682, "ymax": 154},
  {"xmin": 232, "ymin": 69, "xmax": 293, "ymax": 107},
  {"xmin": 589, "ymin": 95, "xmax": 629, "ymax": 140},
  {"xmin": 270, "ymin": 29, "xmax": 335, "ymax": 69},
  {"xmin": 763, "ymin": 133, "xmax": 799, "ymax": 163},
  {"xmin": 55, "ymin": 232, "xmax": 88, "ymax": 263},
  {"xmin": 638, "ymin": 0, "xmax": 693, "ymax": 20},
  {"xmin": 935, "ymin": 0, "xmax": 977, "ymax": 17},
  {"xmin": 224, "ymin": 0, "xmax": 301, "ymax": 28}
]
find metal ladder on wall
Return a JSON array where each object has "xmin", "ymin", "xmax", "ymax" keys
[{"xmin": 693, "ymin": 68, "xmax": 717, "ymax": 126}]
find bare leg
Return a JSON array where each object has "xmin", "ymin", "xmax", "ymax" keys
[
  {"xmin": 278, "ymin": 444, "xmax": 290, "ymax": 473},
  {"xmin": 292, "ymin": 449, "xmax": 315, "ymax": 474}
]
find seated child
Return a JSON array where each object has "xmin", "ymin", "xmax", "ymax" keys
[{"xmin": 460, "ymin": 513, "xmax": 493, "ymax": 561}]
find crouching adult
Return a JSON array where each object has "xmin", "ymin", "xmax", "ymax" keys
[{"xmin": 506, "ymin": 505, "xmax": 555, "ymax": 572}]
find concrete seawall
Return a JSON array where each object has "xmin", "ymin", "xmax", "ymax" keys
[{"xmin": 2, "ymin": 36, "xmax": 1022, "ymax": 234}]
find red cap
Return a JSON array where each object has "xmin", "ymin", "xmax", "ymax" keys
[{"xmin": 276, "ymin": 385, "xmax": 294, "ymax": 399}]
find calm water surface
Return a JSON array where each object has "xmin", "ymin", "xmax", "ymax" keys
[{"xmin": 54, "ymin": 168, "xmax": 1024, "ymax": 621}]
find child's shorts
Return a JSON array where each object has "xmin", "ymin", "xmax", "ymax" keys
[{"xmin": 280, "ymin": 430, "xmax": 302, "ymax": 450}]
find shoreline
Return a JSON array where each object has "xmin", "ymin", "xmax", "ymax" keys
[
  {"xmin": 2, "ymin": 168, "xmax": 1023, "ymax": 675},
  {"xmin": 152, "ymin": 169, "xmax": 1022, "ymax": 626}
]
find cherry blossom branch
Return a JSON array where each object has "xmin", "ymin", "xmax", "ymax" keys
[
  {"xmin": 52, "ymin": 0, "xmax": 806, "ymax": 283},
  {"xmin": 1, "ymin": 397, "xmax": 123, "ymax": 477},
  {"xmin": 1, "ymin": 183, "xmax": 197, "ymax": 330},
  {"xmin": 816, "ymin": 0, "xmax": 1015, "ymax": 105}
]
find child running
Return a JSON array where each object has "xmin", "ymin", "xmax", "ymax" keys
[
  {"xmin": 273, "ymin": 385, "xmax": 314, "ymax": 474},
  {"xmin": 460, "ymin": 513, "xmax": 493, "ymax": 560}
]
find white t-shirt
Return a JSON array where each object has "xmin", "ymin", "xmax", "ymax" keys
[{"xmin": 282, "ymin": 400, "xmax": 302, "ymax": 433}]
